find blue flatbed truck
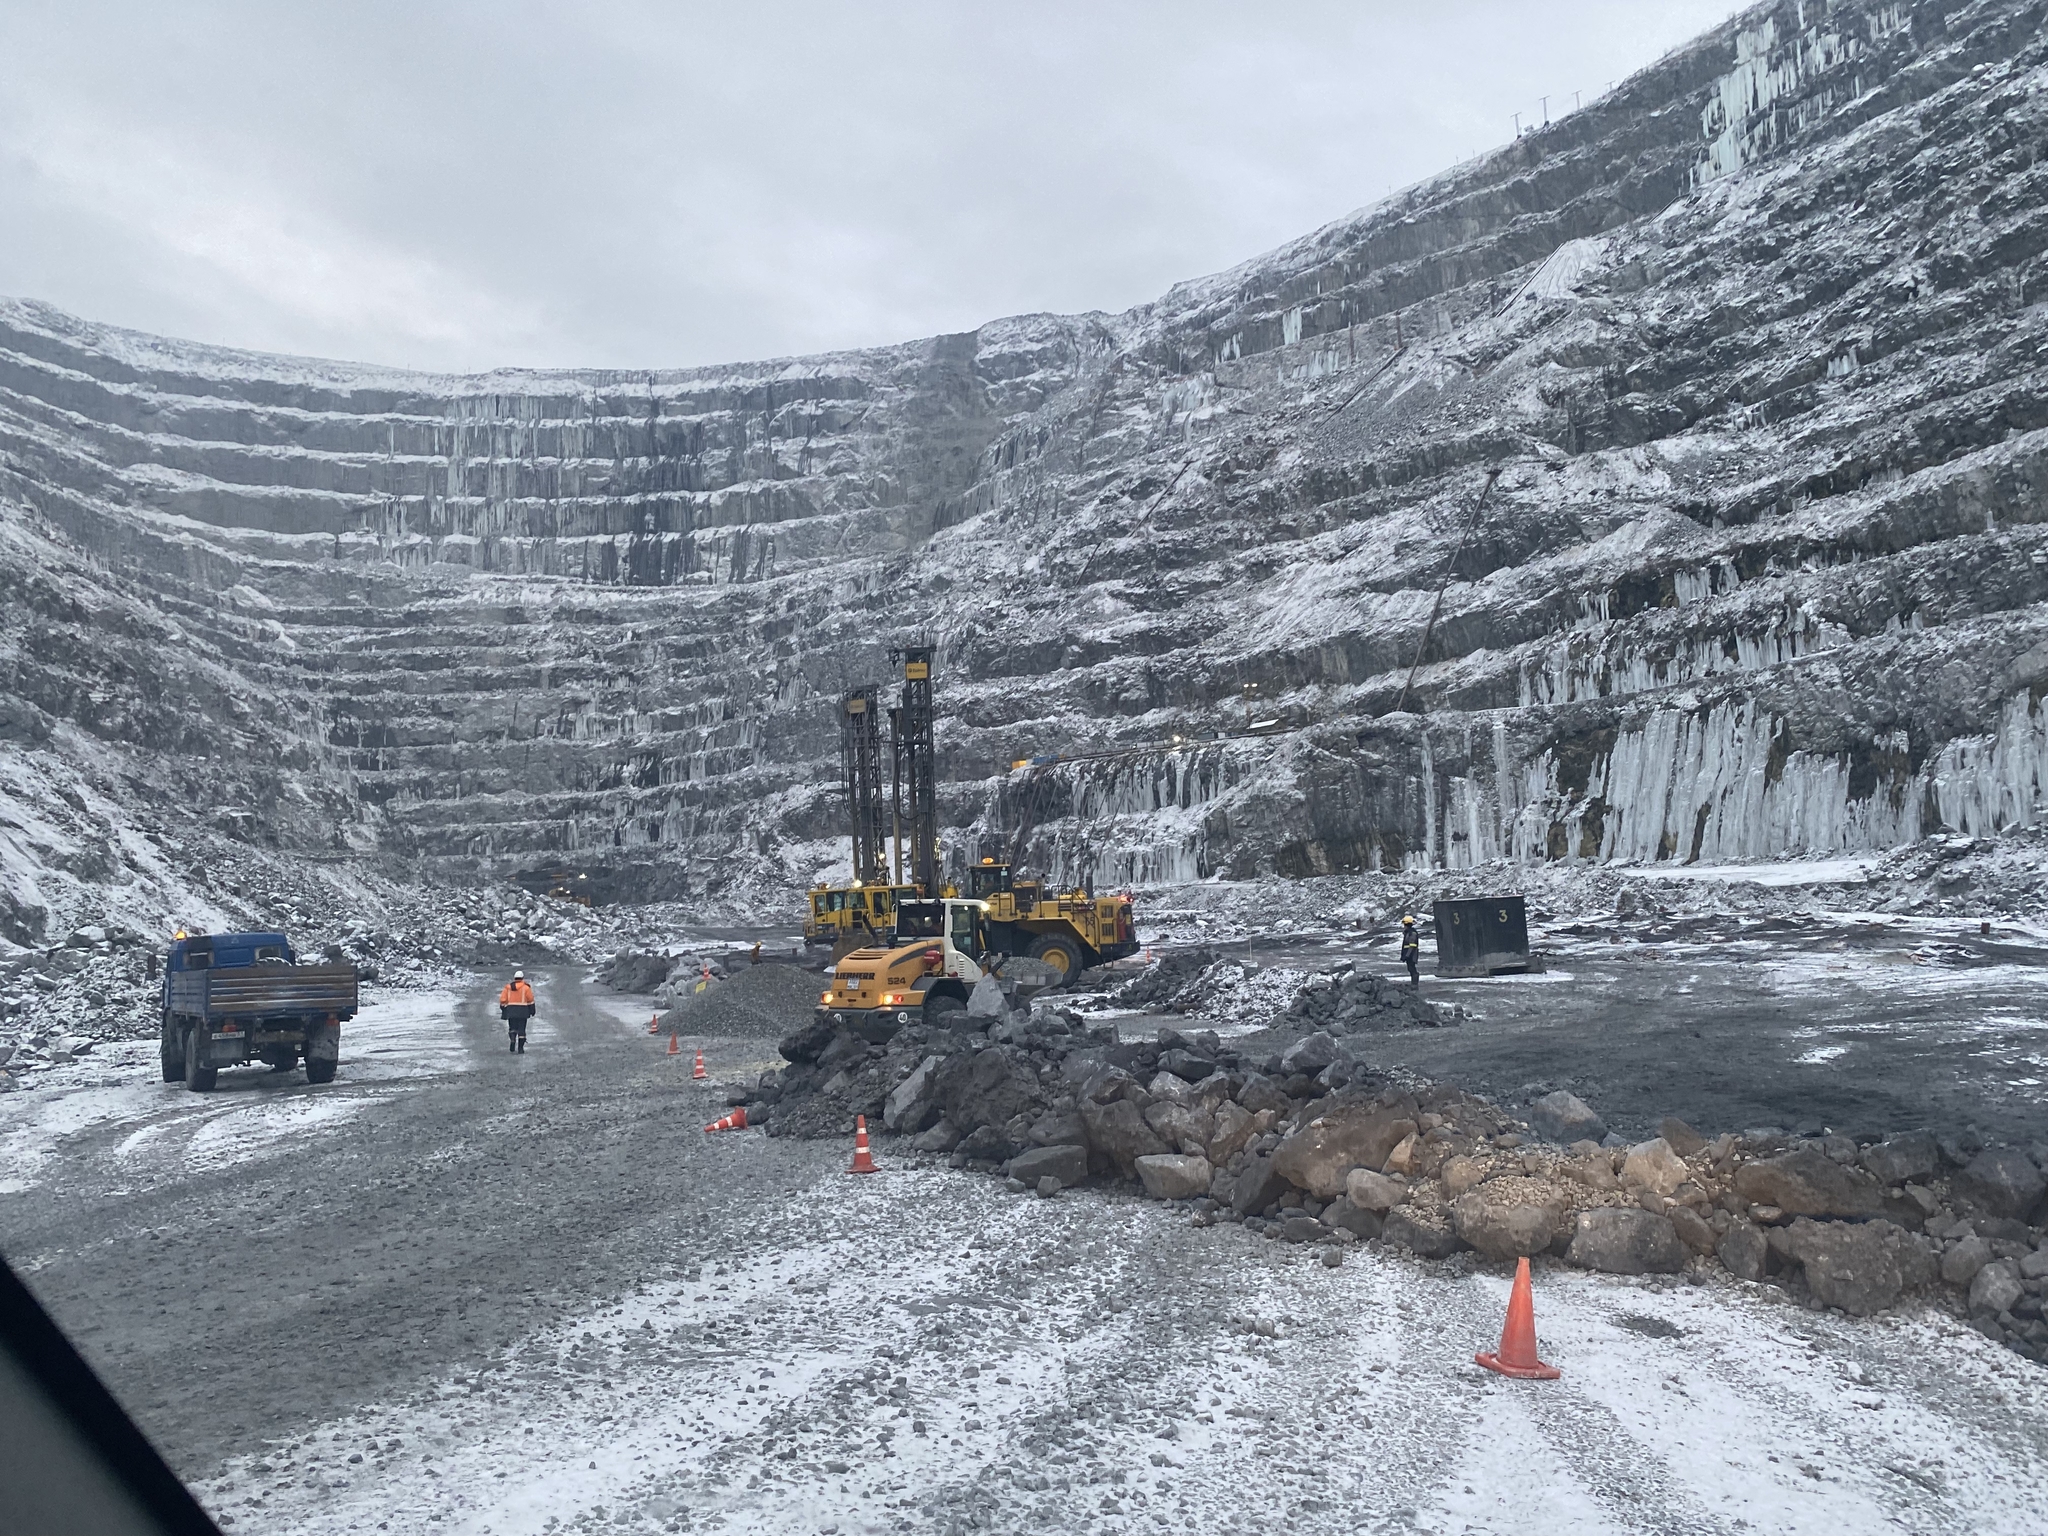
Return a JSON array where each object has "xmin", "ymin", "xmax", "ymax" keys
[{"xmin": 159, "ymin": 932, "xmax": 360, "ymax": 1092}]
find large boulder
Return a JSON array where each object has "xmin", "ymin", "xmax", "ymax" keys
[
  {"xmin": 883, "ymin": 1056, "xmax": 943, "ymax": 1133},
  {"xmin": 1135, "ymin": 1154, "xmax": 1215, "ymax": 1201},
  {"xmin": 939, "ymin": 1047, "xmax": 1047, "ymax": 1135},
  {"xmin": 966, "ymin": 975, "xmax": 1008, "ymax": 1020},
  {"xmin": 1324, "ymin": 1197, "xmax": 1382, "ymax": 1240},
  {"xmin": 1009, "ymin": 1144, "xmax": 1088, "ymax": 1189},
  {"xmin": 1441, "ymin": 1156, "xmax": 1490, "ymax": 1199},
  {"xmin": 1940, "ymin": 1235, "xmax": 1993, "ymax": 1287},
  {"xmin": 1345, "ymin": 1168, "xmax": 1407, "ymax": 1214},
  {"xmin": 1144, "ymin": 1100, "xmax": 1215, "ymax": 1157},
  {"xmin": 1235, "ymin": 1073, "xmax": 1293, "ymax": 1118},
  {"xmin": 1382, "ymin": 1207, "xmax": 1465, "ymax": 1259},
  {"xmin": 1668, "ymin": 1206, "xmax": 1717, "ymax": 1255},
  {"xmin": 1733, "ymin": 1147, "xmax": 1882, "ymax": 1219},
  {"xmin": 1778, "ymin": 1218, "xmax": 1933, "ymax": 1316},
  {"xmin": 1952, "ymin": 1149, "xmax": 2047, "ymax": 1221},
  {"xmin": 1229, "ymin": 1153, "xmax": 1293, "ymax": 1217},
  {"xmin": 1717, "ymin": 1219, "xmax": 1769, "ymax": 1281},
  {"xmin": 1204, "ymin": 1102, "xmax": 1258, "ymax": 1165},
  {"xmin": 1081, "ymin": 1099, "xmax": 1172, "ymax": 1177},
  {"xmin": 1969, "ymin": 1259, "xmax": 2025, "ymax": 1318},
  {"xmin": 1657, "ymin": 1117, "xmax": 1707, "ymax": 1159},
  {"xmin": 1272, "ymin": 1103, "xmax": 1418, "ymax": 1198},
  {"xmin": 1028, "ymin": 1107, "xmax": 1088, "ymax": 1147},
  {"xmin": 1527, "ymin": 1091, "xmax": 1606, "ymax": 1145},
  {"xmin": 1157, "ymin": 1048, "xmax": 1216, "ymax": 1081},
  {"xmin": 1620, "ymin": 1138, "xmax": 1689, "ymax": 1198},
  {"xmin": 1451, "ymin": 1178, "xmax": 1568, "ymax": 1261},
  {"xmin": 1859, "ymin": 1131, "xmax": 1939, "ymax": 1186},
  {"xmin": 778, "ymin": 1012, "xmax": 838, "ymax": 1064},
  {"xmin": 1564, "ymin": 1208, "xmax": 1687, "ymax": 1275},
  {"xmin": 1280, "ymin": 1031, "xmax": 1342, "ymax": 1077}
]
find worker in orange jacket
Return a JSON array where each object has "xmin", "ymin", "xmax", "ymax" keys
[{"xmin": 498, "ymin": 970, "xmax": 536, "ymax": 1053}]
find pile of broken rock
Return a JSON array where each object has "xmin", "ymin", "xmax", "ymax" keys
[
  {"xmin": 1282, "ymin": 960, "xmax": 1457, "ymax": 1031},
  {"xmin": 741, "ymin": 999, "xmax": 2048, "ymax": 1360}
]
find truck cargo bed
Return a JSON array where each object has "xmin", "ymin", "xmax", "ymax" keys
[{"xmin": 168, "ymin": 962, "xmax": 359, "ymax": 1021}]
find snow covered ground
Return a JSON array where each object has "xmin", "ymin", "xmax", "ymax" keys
[
  {"xmin": 192, "ymin": 1166, "xmax": 2047, "ymax": 1536},
  {"xmin": 6, "ymin": 971, "xmax": 2045, "ymax": 1535}
]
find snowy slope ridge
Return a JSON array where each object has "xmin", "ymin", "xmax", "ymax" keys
[{"xmin": 3, "ymin": 0, "xmax": 2048, "ymax": 914}]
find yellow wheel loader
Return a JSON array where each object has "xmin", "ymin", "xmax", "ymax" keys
[{"xmin": 816, "ymin": 898, "xmax": 996, "ymax": 1034}]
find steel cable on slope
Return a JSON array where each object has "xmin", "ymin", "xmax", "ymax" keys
[{"xmin": 1392, "ymin": 464, "xmax": 1504, "ymax": 716}]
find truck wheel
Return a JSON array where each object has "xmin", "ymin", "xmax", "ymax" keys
[
  {"xmin": 1027, "ymin": 933, "xmax": 1086, "ymax": 981},
  {"xmin": 183, "ymin": 1028, "xmax": 217, "ymax": 1093},
  {"xmin": 923, "ymin": 993, "xmax": 967, "ymax": 1027},
  {"xmin": 305, "ymin": 1056, "xmax": 336, "ymax": 1085},
  {"xmin": 160, "ymin": 1016, "xmax": 183, "ymax": 1083}
]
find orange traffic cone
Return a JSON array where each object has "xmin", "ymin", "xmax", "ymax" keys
[
  {"xmin": 848, "ymin": 1114, "xmax": 878, "ymax": 1175},
  {"xmin": 648, "ymin": 1014, "xmax": 660, "ymax": 1035},
  {"xmin": 1476, "ymin": 1256, "xmax": 1560, "ymax": 1379},
  {"xmin": 704, "ymin": 1106, "xmax": 750, "ymax": 1133},
  {"xmin": 692, "ymin": 1049, "xmax": 707, "ymax": 1081},
  {"xmin": 667, "ymin": 1030, "xmax": 680, "ymax": 1056}
]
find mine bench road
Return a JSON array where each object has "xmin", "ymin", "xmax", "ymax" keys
[{"xmin": 2, "ymin": 956, "xmax": 2045, "ymax": 1534}]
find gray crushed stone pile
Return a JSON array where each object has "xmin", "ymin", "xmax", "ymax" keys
[{"xmin": 659, "ymin": 962, "xmax": 824, "ymax": 1042}]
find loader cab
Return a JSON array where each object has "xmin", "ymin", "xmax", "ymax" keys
[{"xmin": 894, "ymin": 898, "xmax": 991, "ymax": 960}]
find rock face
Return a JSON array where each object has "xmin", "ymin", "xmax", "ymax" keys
[
  {"xmin": 1565, "ymin": 1209, "xmax": 1687, "ymax": 1275},
  {"xmin": 10, "ymin": 4, "xmax": 2048, "ymax": 913},
  {"xmin": 1733, "ymin": 1148, "xmax": 1883, "ymax": 1220}
]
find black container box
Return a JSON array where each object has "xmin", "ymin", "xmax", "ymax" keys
[{"xmin": 1432, "ymin": 895, "xmax": 1531, "ymax": 977}]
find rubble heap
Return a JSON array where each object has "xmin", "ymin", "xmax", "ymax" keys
[
  {"xmin": 1282, "ymin": 962, "xmax": 1454, "ymax": 1032},
  {"xmin": 739, "ymin": 1007, "xmax": 2048, "ymax": 1362}
]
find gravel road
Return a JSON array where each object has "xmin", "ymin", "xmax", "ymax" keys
[
  {"xmin": 3, "ymin": 963, "xmax": 2045, "ymax": 1535},
  {"xmin": 1221, "ymin": 912, "xmax": 2048, "ymax": 1147}
]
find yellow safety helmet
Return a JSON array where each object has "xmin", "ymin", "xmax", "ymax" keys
[{"xmin": 1401, "ymin": 914, "xmax": 1416, "ymax": 924}]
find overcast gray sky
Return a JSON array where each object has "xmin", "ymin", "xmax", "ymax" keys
[{"xmin": 0, "ymin": 2, "xmax": 1745, "ymax": 373}]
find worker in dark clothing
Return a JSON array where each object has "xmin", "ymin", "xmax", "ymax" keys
[
  {"xmin": 1400, "ymin": 916, "xmax": 1420, "ymax": 988},
  {"xmin": 498, "ymin": 970, "xmax": 536, "ymax": 1053}
]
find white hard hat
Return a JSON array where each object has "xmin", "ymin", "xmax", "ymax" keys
[{"xmin": 513, "ymin": 969, "xmax": 525, "ymax": 979}]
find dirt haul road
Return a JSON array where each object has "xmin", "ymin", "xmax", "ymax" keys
[
  {"xmin": 1226, "ymin": 912, "xmax": 2048, "ymax": 1148},
  {"xmin": 3, "ymin": 968, "xmax": 2046, "ymax": 1536}
]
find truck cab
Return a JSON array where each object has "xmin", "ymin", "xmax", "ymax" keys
[
  {"xmin": 161, "ymin": 931, "xmax": 358, "ymax": 1092},
  {"xmin": 816, "ymin": 898, "xmax": 993, "ymax": 1033}
]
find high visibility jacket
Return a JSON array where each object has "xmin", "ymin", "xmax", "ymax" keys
[
  {"xmin": 499, "ymin": 980, "xmax": 535, "ymax": 1007},
  {"xmin": 1400, "ymin": 930, "xmax": 1419, "ymax": 958}
]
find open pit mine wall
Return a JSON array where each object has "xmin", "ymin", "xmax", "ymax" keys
[{"xmin": 3, "ymin": 0, "xmax": 2047, "ymax": 908}]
